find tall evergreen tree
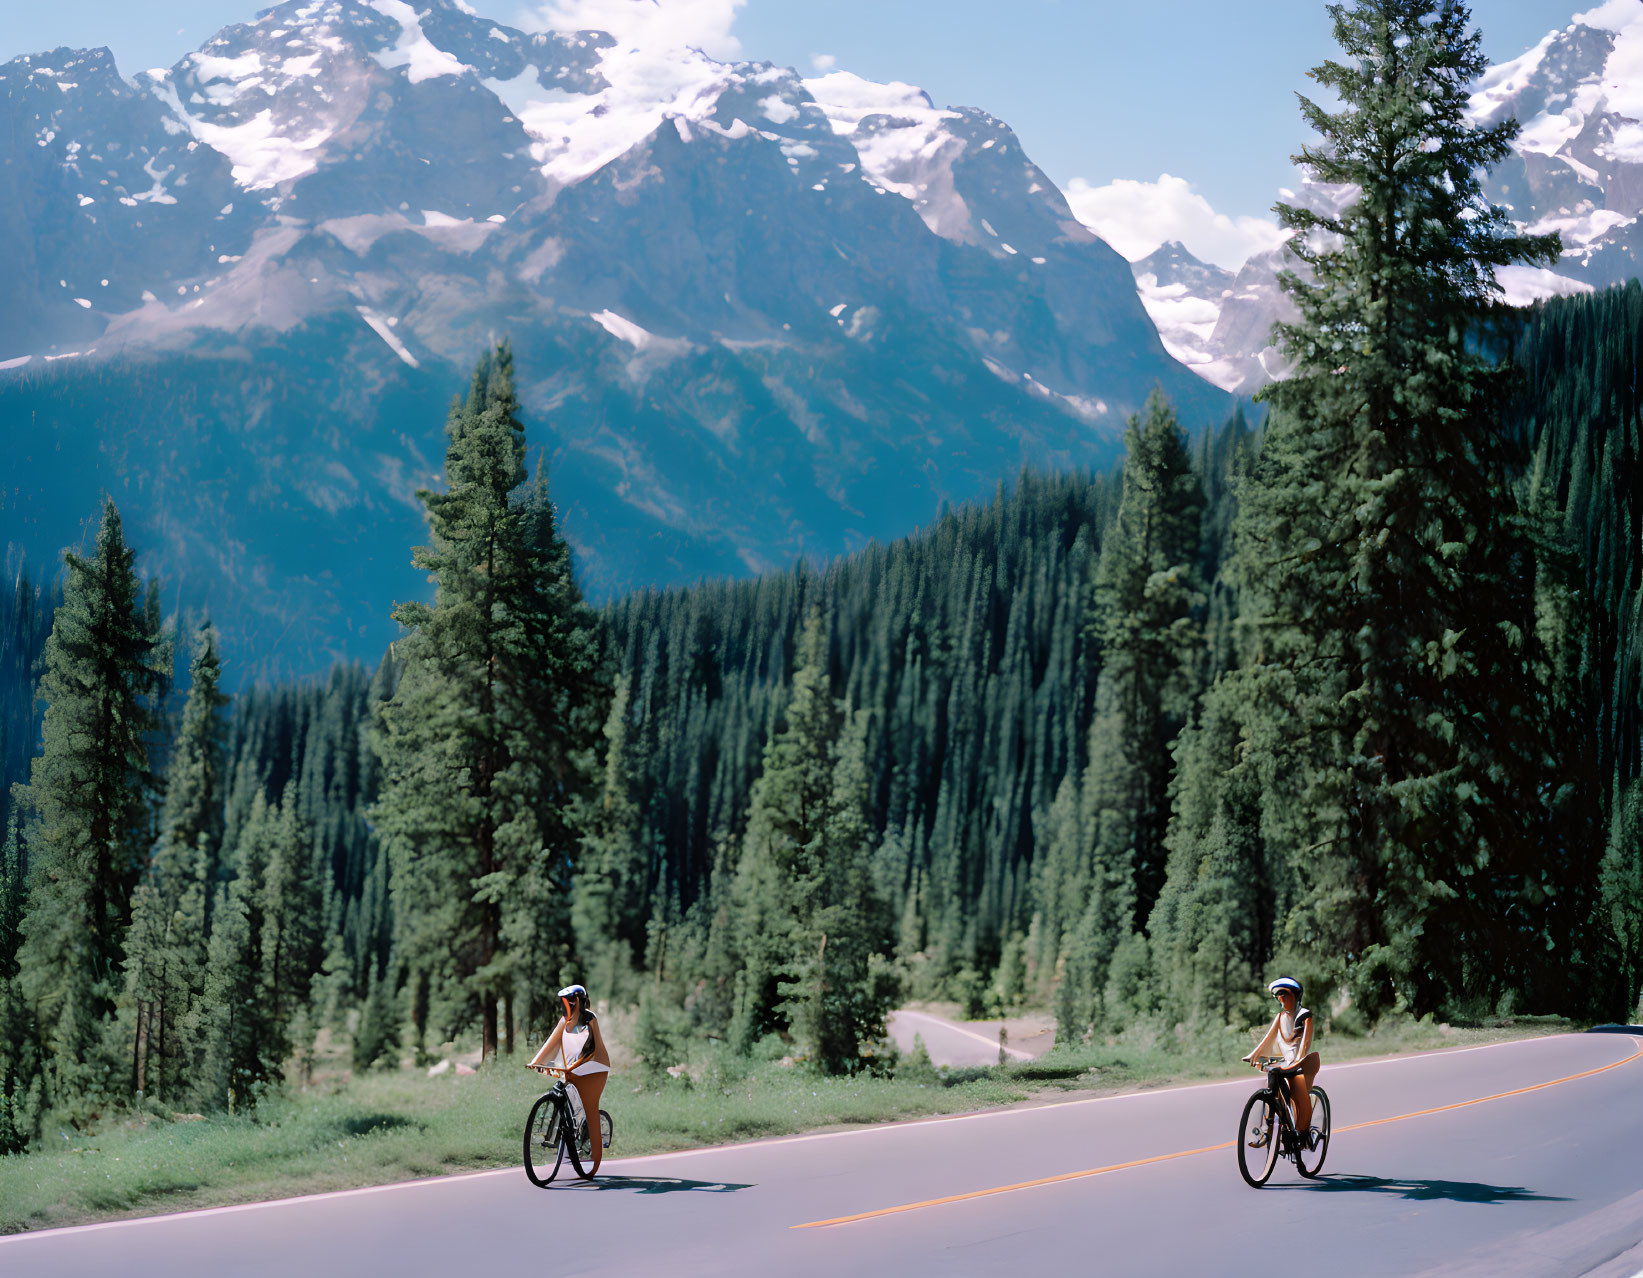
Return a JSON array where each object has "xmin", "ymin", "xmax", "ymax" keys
[
  {"xmin": 0, "ymin": 812, "xmax": 42, "ymax": 1150},
  {"xmin": 572, "ymin": 674, "xmax": 650, "ymax": 1005},
  {"xmin": 197, "ymin": 881, "xmax": 258, "ymax": 1111},
  {"xmin": 13, "ymin": 502, "xmax": 164, "ymax": 1107},
  {"xmin": 197, "ymin": 791, "xmax": 277, "ymax": 1108},
  {"xmin": 729, "ymin": 613, "xmax": 897, "ymax": 1071},
  {"xmin": 1238, "ymin": 0, "xmax": 1570, "ymax": 1015},
  {"xmin": 260, "ymin": 784, "xmax": 323, "ymax": 1079},
  {"xmin": 376, "ymin": 343, "xmax": 601, "ymax": 1060},
  {"xmin": 1059, "ymin": 391, "xmax": 1203, "ymax": 1034},
  {"xmin": 497, "ymin": 455, "xmax": 604, "ymax": 1047},
  {"xmin": 1147, "ymin": 677, "xmax": 1277, "ymax": 1028},
  {"xmin": 122, "ymin": 621, "xmax": 228, "ymax": 1102}
]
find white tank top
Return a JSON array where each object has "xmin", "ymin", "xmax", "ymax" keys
[{"xmin": 1277, "ymin": 1006, "xmax": 1313, "ymax": 1064}]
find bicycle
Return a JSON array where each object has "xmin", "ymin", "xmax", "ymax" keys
[
  {"xmin": 1235, "ymin": 1056, "xmax": 1330, "ymax": 1187},
  {"xmin": 523, "ymin": 1064, "xmax": 614, "ymax": 1185}
]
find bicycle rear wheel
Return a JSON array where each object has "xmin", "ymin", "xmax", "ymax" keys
[
  {"xmin": 523, "ymin": 1092, "xmax": 566, "ymax": 1186},
  {"xmin": 599, "ymin": 1109, "xmax": 613, "ymax": 1150},
  {"xmin": 1297, "ymin": 1086, "xmax": 1331, "ymax": 1178},
  {"xmin": 1236, "ymin": 1092, "xmax": 1281, "ymax": 1188}
]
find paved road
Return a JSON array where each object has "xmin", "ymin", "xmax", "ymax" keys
[
  {"xmin": 5, "ymin": 1031, "xmax": 1641, "ymax": 1278},
  {"xmin": 886, "ymin": 1008, "xmax": 1040, "ymax": 1065}
]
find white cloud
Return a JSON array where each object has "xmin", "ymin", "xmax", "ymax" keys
[
  {"xmin": 1063, "ymin": 172, "xmax": 1285, "ymax": 272},
  {"xmin": 518, "ymin": 0, "xmax": 745, "ymax": 56},
  {"xmin": 810, "ymin": 52, "xmax": 836, "ymax": 72}
]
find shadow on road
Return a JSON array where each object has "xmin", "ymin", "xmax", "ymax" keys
[
  {"xmin": 546, "ymin": 1175, "xmax": 754, "ymax": 1195},
  {"xmin": 1269, "ymin": 1175, "xmax": 1567, "ymax": 1205}
]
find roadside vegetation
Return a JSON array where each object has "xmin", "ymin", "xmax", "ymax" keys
[{"xmin": 0, "ymin": 1009, "xmax": 1575, "ymax": 1235}]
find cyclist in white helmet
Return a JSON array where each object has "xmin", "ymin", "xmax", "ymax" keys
[
  {"xmin": 528, "ymin": 984, "xmax": 611, "ymax": 1173},
  {"xmin": 1243, "ymin": 976, "xmax": 1321, "ymax": 1147}
]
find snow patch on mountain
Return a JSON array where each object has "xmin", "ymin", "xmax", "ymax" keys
[
  {"xmin": 357, "ymin": 305, "xmax": 419, "ymax": 367},
  {"xmin": 591, "ymin": 309, "xmax": 655, "ymax": 348},
  {"xmin": 152, "ymin": 89, "xmax": 331, "ymax": 189},
  {"xmin": 369, "ymin": 0, "xmax": 466, "ymax": 84},
  {"xmin": 803, "ymin": 71, "xmax": 973, "ymax": 241},
  {"xmin": 514, "ymin": 42, "xmax": 733, "ymax": 183}
]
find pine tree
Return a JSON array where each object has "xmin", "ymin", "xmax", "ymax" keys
[
  {"xmin": 261, "ymin": 784, "xmax": 322, "ymax": 1079},
  {"xmin": 731, "ymin": 613, "xmax": 897, "ymax": 1071},
  {"xmin": 197, "ymin": 881, "xmax": 259, "ymax": 1112},
  {"xmin": 351, "ymin": 952, "xmax": 400, "ymax": 1071},
  {"xmin": 1147, "ymin": 677, "xmax": 1276, "ymax": 1028},
  {"xmin": 122, "ymin": 622, "xmax": 227, "ymax": 1103},
  {"xmin": 375, "ymin": 343, "xmax": 601, "ymax": 1060},
  {"xmin": 0, "ymin": 812, "xmax": 42, "ymax": 1150},
  {"xmin": 198, "ymin": 791, "xmax": 278, "ymax": 1107},
  {"xmin": 1062, "ymin": 391, "xmax": 1203, "ymax": 1033},
  {"xmin": 13, "ymin": 501, "xmax": 163, "ymax": 1107},
  {"xmin": 572, "ymin": 674, "xmax": 649, "ymax": 1005},
  {"xmin": 499, "ymin": 455, "xmax": 604, "ymax": 1047},
  {"xmin": 1239, "ymin": 0, "xmax": 1565, "ymax": 1015}
]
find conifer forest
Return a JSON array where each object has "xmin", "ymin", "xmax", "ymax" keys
[{"xmin": 0, "ymin": 0, "xmax": 1639, "ymax": 1153}]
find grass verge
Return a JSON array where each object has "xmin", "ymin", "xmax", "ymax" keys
[{"xmin": 0, "ymin": 1012, "xmax": 1575, "ymax": 1235}]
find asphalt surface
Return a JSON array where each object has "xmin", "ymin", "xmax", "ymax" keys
[
  {"xmin": 885, "ymin": 1008, "xmax": 1039, "ymax": 1065},
  {"xmin": 4, "ymin": 1030, "xmax": 1641, "ymax": 1278}
]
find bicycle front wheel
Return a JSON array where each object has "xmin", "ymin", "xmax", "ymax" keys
[
  {"xmin": 524, "ymin": 1093, "xmax": 566, "ymax": 1186},
  {"xmin": 1236, "ymin": 1092, "xmax": 1281, "ymax": 1188},
  {"xmin": 1297, "ymin": 1086, "xmax": 1331, "ymax": 1178},
  {"xmin": 569, "ymin": 1108, "xmax": 598, "ymax": 1179}
]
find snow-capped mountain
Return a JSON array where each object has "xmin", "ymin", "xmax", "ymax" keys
[
  {"xmin": 1473, "ymin": 0, "xmax": 1643, "ymax": 289},
  {"xmin": 1129, "ymin": 0, "xmax": 1643, "ymax": 395},
  {"xmin": 0, "ymin": 0, "xmax": 1230, "ymax": 675}
]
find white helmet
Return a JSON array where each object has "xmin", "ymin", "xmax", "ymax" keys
[{"xmin": 1267, "ymin": 977, "xmax": 1302, "ymax": 999}]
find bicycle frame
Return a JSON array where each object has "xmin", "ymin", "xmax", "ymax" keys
[{"xmin": 1255, "ymin": 1059, "xmax": 1304, "ymax": 1133}]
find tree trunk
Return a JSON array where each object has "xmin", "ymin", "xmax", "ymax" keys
[
  {"xmin": 504, "ymin": 994, "xmax": 515, "ymax": 1057},
  {"xmin": 132, "ymin": 1000, "xmax": 149, "ymax": 1096}
]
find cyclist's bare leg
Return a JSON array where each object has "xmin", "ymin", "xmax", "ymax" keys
[
  {"xmin": 1291, "ymin": 1052, "xmax": 1321, "ymax": 1138},
  {"xmin": 570, "ymin": 1073, "xmax": 607, "ymax": 1174}
]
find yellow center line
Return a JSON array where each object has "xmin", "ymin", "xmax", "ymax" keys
[{"xmin": 792, "ymin": 1035, "xmax": 1643, "ymax": 1230}]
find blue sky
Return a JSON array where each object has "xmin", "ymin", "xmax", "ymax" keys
[{"xmin": 3, "ymin": 0, "xmax": 1590, "ymax": 267}]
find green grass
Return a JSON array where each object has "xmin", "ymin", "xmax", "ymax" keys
[{"xmin": 0, "ymin": 1012, "xmax": 1575, "ymax": 1235}]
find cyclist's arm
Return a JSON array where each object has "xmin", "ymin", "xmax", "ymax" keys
[
  {"xmin": 528, "ymin": 1015, "xmax": 569, "ymax": 1069},
  {"xmin": 1244, "ymin": 1015, "xmax": 1280, "ymax": 1063}
]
